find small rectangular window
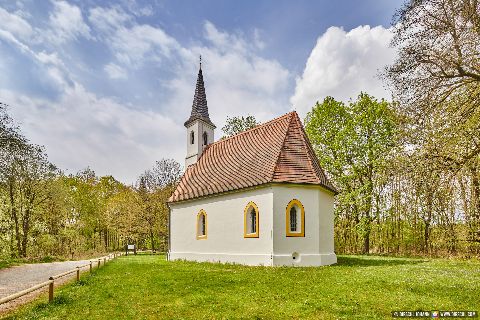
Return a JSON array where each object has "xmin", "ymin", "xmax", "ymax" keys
[
  {"xmin": 251, "ymin": 211, "xmax": 256, "ymax": 233},
  {"xmin": 290, "ymin": 207, "xmax": 297, "ymax": 232}
]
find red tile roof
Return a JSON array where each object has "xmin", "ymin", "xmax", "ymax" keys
[{"xmin": 169, "ymin": 111, "xmax": 337, "ymax": 203}]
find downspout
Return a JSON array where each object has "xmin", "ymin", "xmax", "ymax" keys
[{"xmin": 167, "ymin": 203, "xmax": 171, "ymax": 261}]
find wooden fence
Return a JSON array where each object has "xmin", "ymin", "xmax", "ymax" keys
[{"xmin": 0, "ymin": 252, "xmax": 124, "ymax": 305}]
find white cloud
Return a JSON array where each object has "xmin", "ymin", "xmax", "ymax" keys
[
  {"xmin": 90, "ymin": 9, "xmax": 180, "ymax": 70},
  {"xmin": 1, "ymin": 7, "xmax": 291, "ymax": 183},
  {"xmin": 2, "ymin": 84, "xmax": 183, "ymax": 183},
  {"xmin": 48, "ymin": 0, "xmax": 91, "ymax": 43},
  {"xmin": 162, "ymin": 21, "xmax": 291, "ymax": 127},
  {"xmin": 88, "ymin": 6, "xmax": 131, "ymax": 33},
  {"xmin": 104, "ymin": 63, "xmax": 128, "ymax": 79},
  {"xmin": 91, "ymin": 16, "xmax": 291, "ymax": 124},
  {"xmin": 290, "ymin": 25, "xmax": 396, "ymax": 117},
  {"xmin": 204, "ymin": 21, "xmax": 248, "ymax": 54},
  {"xmin": 0, "ymin": 7, "xmax": 33, "ymax": 40},
  {"xmin": 112, "ymin": 24, "xmax": 179, "ymax": 67}
]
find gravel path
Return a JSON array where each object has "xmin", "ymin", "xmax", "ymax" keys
[{"xmin": 0, "ymin": 259, "xmax": 101, "ymax": 314}]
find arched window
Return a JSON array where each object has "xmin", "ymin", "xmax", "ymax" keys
[
  {"xmin": 203, "ymin": 131, "xmax": 208, "ymax": 145},
  {"xmin": 190, "ymin": 131, "xmax": 195, "ymax": 144},
  {"xmin": 244, "ymin": 202, "xmax": 259, "ymax": 238},
  {"xmin": 196, "ymin": 210, "xmax": 207, "ymax": 239},
  {"xmin": 290, "ymin": 206, "xmax": 297, "ymax": 231},
  {"xmin": 286, "ymin": 199, "xmax": 305, "ymax": 237}
]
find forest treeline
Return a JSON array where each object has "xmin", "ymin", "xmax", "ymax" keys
[
  {"xmin": 0, "ymin": 104, "xmax": 181, "ymax": 259},
  {"xmin": 1, "ymin": 0, "xmax": 479, "ymax": 260},
  {"xmin": 305, "ymin": 0, "xmax": 480, "ymax": 256}
]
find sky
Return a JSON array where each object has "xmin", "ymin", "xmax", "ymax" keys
[{"xmin": 0, "ymin": 0, "xmax": 403, "ymax": 184}]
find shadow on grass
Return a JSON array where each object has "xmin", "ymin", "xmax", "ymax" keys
[{"xmin": 337, "ymin": 255, "xmax": 427, "ymax": 267}]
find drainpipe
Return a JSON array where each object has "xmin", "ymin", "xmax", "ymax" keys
[{"xmin": 167, "ymin": 203, "xmax": 171, "ymax": 261}]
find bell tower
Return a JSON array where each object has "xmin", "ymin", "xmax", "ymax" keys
[{"xmin": 184, "ymin": 57, "xmax": 215, "ymax": 167}]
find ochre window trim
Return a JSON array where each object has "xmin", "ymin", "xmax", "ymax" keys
[
  {"xmin": 196, "ymin": 209, "xmax": 207, "ymax": 240},
  {"xmin": 286, "ymin": 199, "xmax": 305, "ymax": 237},
  {"xmin": 244, "ymin": 201, "xmax": 259, "ymax": 238}
]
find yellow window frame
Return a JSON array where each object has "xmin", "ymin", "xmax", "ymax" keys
[
  {"xmin": 286, "ymin": 199, "xmax": 305, "ymax": 237},
  {"xmin": 244, "ymin": 201, "xmax": 259, "ymax": 238},
  {"xmin": 196, "ymin": 209, "xmax": 207, "ymax": 240}
]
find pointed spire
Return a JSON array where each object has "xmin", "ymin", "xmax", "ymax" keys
[{"xmin": 184, "ymin": 57, "xmax": 216, "ymax": 128}]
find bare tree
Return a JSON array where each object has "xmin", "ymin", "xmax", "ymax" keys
[{"xmin": 387, "ymin": 0, "xmax": 480, "ymax": 119}]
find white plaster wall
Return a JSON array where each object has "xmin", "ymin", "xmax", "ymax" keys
[
  {"xmin": 318, "ymin": 187, "xmax": 335, "ymax": 255},
  {"xmin": 170, "ymin": 186, "xmax": 273, "ymax": 266},
  {"xmin": 272, "ymin": 185, "xmax": 336, "ymax": 266},
  {"xmin": 185, "ymin": 121, "xmax": 215, "ymax": 167}
]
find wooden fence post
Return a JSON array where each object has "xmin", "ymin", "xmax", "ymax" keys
[
  {"xmin": 104, "ymin": 257, "xmax": 106, "ymax": 265},
  {"xmin": 76, "ymin": 267, "xmax": 80, "ymax": 281},
  {"xmin": 97, "ymin": 260, "xmax": 100, "ymax": 268},
  {"xmin": 48, "ymin": 277, "xmax": 54, "ymax": 302},
  {"xmin": 90, "ymin": 261, "xmax": 92, "ymax": 273}
]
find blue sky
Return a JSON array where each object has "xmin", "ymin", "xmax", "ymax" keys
[{"xmin": 0, "ymin": 0, "xmax": 402, "ymax": 183}]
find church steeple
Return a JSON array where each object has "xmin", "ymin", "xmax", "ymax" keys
[
  {"xmin": 184, "ymin": 57, "xmax": 216, "ymax": 167},
  {"xmin": 184, "ymin": 57, "xmax": 216, "ymax": 129}
]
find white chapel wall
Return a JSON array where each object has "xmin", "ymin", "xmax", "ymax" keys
[
  {"xmin": 169, "ymin": 186, "xmax": 274, "ymax": 266},
  {"xmin": 271, "ymin": 185, "xmax": 336, "ymax": 266}
]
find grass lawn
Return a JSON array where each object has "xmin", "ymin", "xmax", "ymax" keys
[{"xmin": 3, "ymin": 254, "xmax": 479, "ymax": 319}]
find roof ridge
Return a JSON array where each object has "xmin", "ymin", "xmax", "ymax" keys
[{"xmin": 209, "ymin": 111, "xmax": 296, "ymax": 147}]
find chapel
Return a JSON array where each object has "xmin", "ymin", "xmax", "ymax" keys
[{"xmin": 167, "ymin": 63, "xmax": 337, "ymax": 266}]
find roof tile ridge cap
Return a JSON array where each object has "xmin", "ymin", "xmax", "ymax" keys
[
  {"xmin": 208, "ymin": 112, "xmax": 294, "ymax": 147},
  {"xmin": 271, "ymin": 112, "xmax": 295, "ymax": 181},
  {"xmin": 296, "ymin": 112, "xmax": 337, "ymax": 191}
]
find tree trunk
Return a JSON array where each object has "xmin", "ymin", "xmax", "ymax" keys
[
  {"xmin": 363, "ymin": 232, "xmax": 370, "ymax": 254},
  {"xmin": 150, "ymin": 229, "xmax": 155, "ymax": 253},
  {"xmin": 423, "ymin": 221, "xmax": 430, "ymax": 254},
  {"xmin": 8, "ymin": 177, "xmax": 22, "ymax": 257},
  {"xmin": 21, "ymin": 207, "xmax": 30, "ymax": 258}
]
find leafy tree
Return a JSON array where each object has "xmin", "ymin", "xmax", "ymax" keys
[
  {"xmin": 136, "ymin": 159, "xmax": 181, "ymax": 252},
  {"xmin": 386, "ymin": 0, "xmax": 480, "ymax": 249},
  {"xmin": 221, "ymin": 115, "xmax": 259, "ymax": 137},
  {"xmin": 305, "ymin": 93, "xmax": 396, "ymax": 253}
]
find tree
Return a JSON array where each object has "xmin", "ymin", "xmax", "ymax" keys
[
  {"xmin": 387, "ymin": 0, "xmax": 480, "ymax": 119},
  {"xmin": 305, "ymin": 93, "xmax": 396, "ymax": 253},
  {"xmin": 386, "ymin": 0, "xmax": 480, "ymax": 249},
  {"xmin": 221, "ymin": 115, "xmax": 259, "ymax": 137},
  {"xmin": 136, "ymin": 158, "xmax": 181, "ymax": 252}
]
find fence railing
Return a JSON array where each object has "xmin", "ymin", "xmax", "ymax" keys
[{"xmin": 0, "ymin": 252, "xmax": 124, "ymax": 306}]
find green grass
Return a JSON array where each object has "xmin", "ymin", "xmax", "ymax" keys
[{"xmin": 3, "ymin": 255, "xmax": 479, "ymax": 319}]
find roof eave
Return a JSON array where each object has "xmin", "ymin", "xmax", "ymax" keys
[{"xmin": 184, "ymin": 116, "xmax": 216, "ymax": 129}]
